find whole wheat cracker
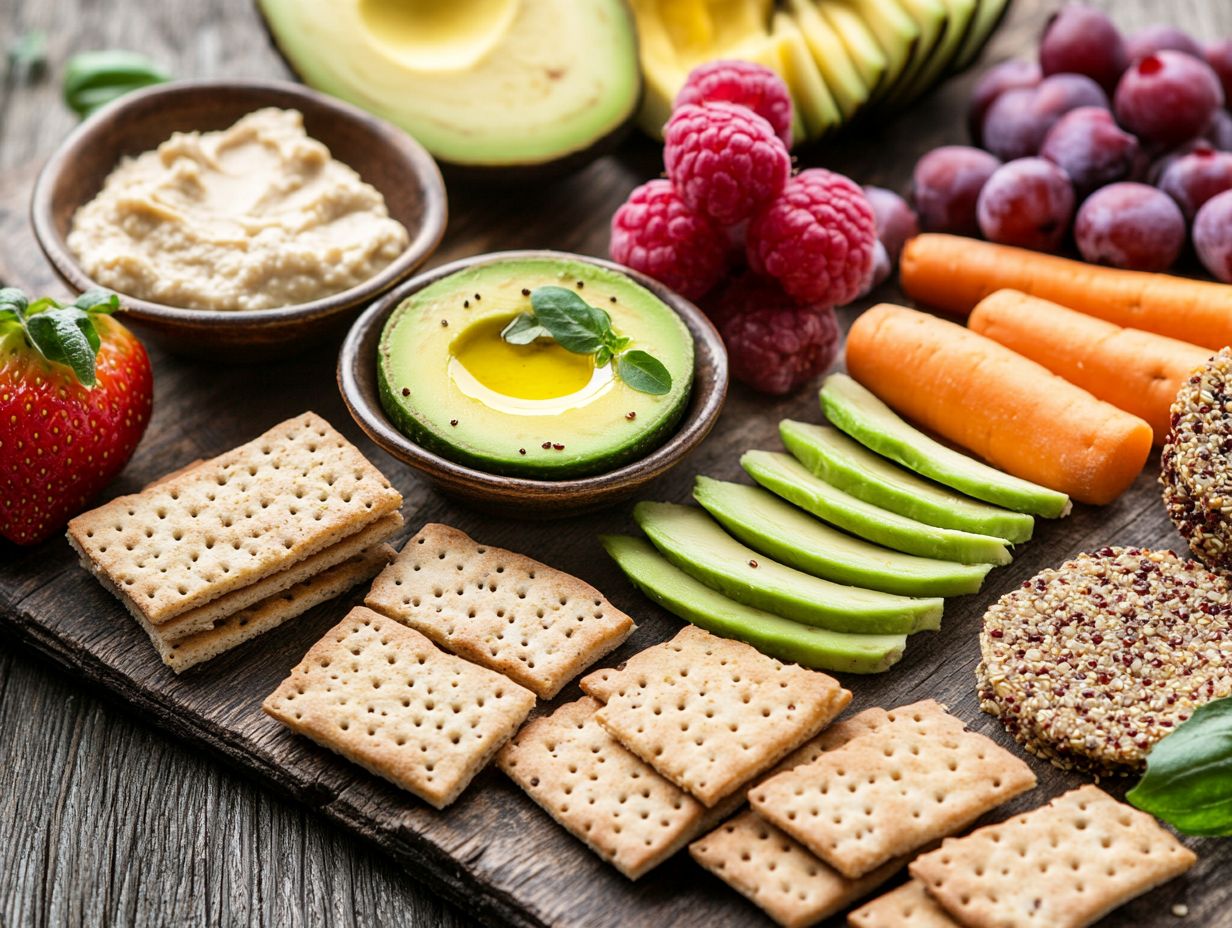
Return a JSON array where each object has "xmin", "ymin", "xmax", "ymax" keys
[
  {"xmin": 847, "ymin": 880, "xmax": 961, "ymax": 928},
  {"xmin": 690, "ymin": 811, "xmax": 905, "ymax": 928},
  {"xmin": 146, "ymin": 544, "xmax": 395, "ymax": 673},
  {"xmin": 909, "ymin": 785, "xmax": 1197, "ymax": 928},
  {"xmin": 750, "ymin": 700, "xmax": 1037, "ymax": 879},
  {"xmin": 498, "ymin": 697, "xmax": 726, "ymax": 880},
  {"xmin": 579, "ymin": 625, "xmax": 851, "ymax": 807},
  {"xmin": 263, "ymin": 606, "xmax": 534, "ymax": 809},
  {"xmin": 365, "ymin": 523, "xmax": 634, "ymax": 699},
  {"xmin": 753, "ymin": 707, "xmax": 892, "ymax": 791},
  {"xmin": 68, "ymin": 413, "xmax": 402, "ymax": 625}
]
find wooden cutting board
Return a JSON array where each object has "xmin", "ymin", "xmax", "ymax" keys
[{"xmin": 2, "ymin": 99, "xmax": 1229, "ymax": 928}]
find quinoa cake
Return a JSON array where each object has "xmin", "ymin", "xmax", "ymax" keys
[
  {"xmin": 979, "ymin": 546, "xmax": 1232, "ymax": 775},
  {"xmin": 1162, "ymin": 347, "xmax": 1232, "ymax": 571}
]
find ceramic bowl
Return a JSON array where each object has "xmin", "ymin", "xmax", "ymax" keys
[
  {"xmin": 31, "ymin": 79, "xmax": 447, "ymax": 361},
  {"xmin": 337, "ymin": 251, "xmax": 728, "ymax": 517}
]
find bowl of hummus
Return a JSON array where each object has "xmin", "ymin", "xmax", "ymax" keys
[{"xmin": 31, "ymin": 80, "xmax": 447, "ymax": 360}]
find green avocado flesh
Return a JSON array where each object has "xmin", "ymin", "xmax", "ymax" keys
[
  {"xmin": 602, "ymin": 535, "xmax": 907, "ymax": 674},
  {"xmin": 378, "ymin": 258, "xmax": 693, "ymax": 478},
  {"xmin": 780, "ymin": 420, "xmax": 1033, "ymax": 543},
  {"xmin": 820, "ymin": 374, "xmax": 1071, "ymax": 518},
  {"xmin": 694, "ymin": 477, "xmax": 990, "ymax": 597},
  {"xmin": 257, "ymin": 0, "xmax": 640, "ymax": 169},
  {"xmin": 634, "ymin": 501, "xmax": 942, "ymax": 635},
  {"xmin": 742, "ymin": 451, "xmax": 1013, "ymax": 566}
]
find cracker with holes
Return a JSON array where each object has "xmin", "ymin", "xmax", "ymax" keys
[
  {"xmin": 365, "ymin": 523, "xmax": 634, "ymax": 699},
  {"xmin": 498, "ymin": 697, "xmax": 727, "ymax": 880},
  {"xmin": 264, "ymin": 606, "xmax": 535, "ymax": 809},
  {"xmin": 68, "ymin": 412, "xmax": 403, "ymax": 626},
  {"xmin": 908, "ymin": 785, "xmax": 1197, "ymax": 928},
  {"xmin": 848, "ymin": 880, "xmax": 961, "ymax": 928},
  {"xmin": 755, "ymin": 706, "xmax": 891, "ymax": 789},
  {"xmin": 579, "ymin": 625, "xmax": 851, "ymax": 807},
  {"xmin": 689, "ymin": 810, "xmax": 904, "ymax": 928},
  {"xmin": 750, "ymin": 700, "xmax": 1037, "ymax": 879}
]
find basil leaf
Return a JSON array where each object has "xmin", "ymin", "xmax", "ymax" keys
[
  {"xmin": 594, "ymin": 346, "xmax": 613, "ymax": 368},
  {"xmin": 63, "ymin": 50, "xmax": 170, "ymax": 117},
  {"xmin": 530, "ymin": 286, "xmax": 611, "ymax": 354},
  {"xmin": 24, "ymin": 307, "xmax": 100, "ymax": 388},
  {"xmin": 1127, "ymin": 696, "xmax": 1232, "ymax": 836},
  {"xmin": 501, "ymin": 312, "xmax": 551, "ymax": 345},
  {"xmin": 606, "ymin": 333, "xmax": 632, "ymax": 353},
  {"xmin": 617, "ymin": 350, "xmax": 672, "ymax": 395},
  {"xmin": 74, "ymin": 288, "xmax": 119, "ymax": 314}
]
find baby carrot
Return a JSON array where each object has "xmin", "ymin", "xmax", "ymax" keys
[
  {"xmin": 900, "ymin": 233, "xmax": 1232, "ymax": 350},
  {"xmin": 969, "ymin": 290, "xmax": 1211, "ymax": 442},
  {"xmin": 845, "ymin": 304, "xmax": 1154, "ymax": 505}
]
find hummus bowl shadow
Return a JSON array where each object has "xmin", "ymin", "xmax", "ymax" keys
[
  {"xmin": 31, "ymin": 79, "xmax": 447, "ymax": 361},
  {"xmin": 338, "ymin": 251, "xmax": 729, "ymax": 518}
]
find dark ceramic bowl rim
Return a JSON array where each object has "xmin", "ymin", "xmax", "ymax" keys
[
  {"xmin": 29, "ymin": 78, "xmax": 447, "ymax": 326},
  {"xmin": 337, "ymin": 250, "xmax": 729, "ymax": 495}
]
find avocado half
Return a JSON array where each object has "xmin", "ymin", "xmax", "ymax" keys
[{"xmin": 257, "ymin": 0, "xmax": 642, "ymax": 178}]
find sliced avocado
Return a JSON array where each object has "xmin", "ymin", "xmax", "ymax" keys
[
  {"xmin": 881, "ymin": 0, "xmax": 949, "ymax": 106},
  {"xmin": 602, "ymin": 535, "xmax": 907, "ymax": 674},
  {"xmin": 816, "ymin": 0, "xmax": 889, "ymax": 96},
  {"xmin": 895, "ymin": 0, "xmax": 978, "ymax": 105},
  {"xmin": 835, "ymin": 0, "xmax": 919, "ymax": 104},
  {"xmin": 742, "ymin": 450, "xmax": 1013, "ymax": 565},
  {"xmin": 695, "ymin": 477, "xmax": 991, "ymax": 596},
  {"xmin": 770, "ymin": 12, "xmax": 845, "ymax": 138},
  {"xmin": 780, "ymin": 420, "xmax": 1034, "ymax": 542},
  {"xmin": 258, "ymin": 0, "xmax": 640, "ymax": 174},
  {"xmin": 954, "ymin": 0, "xmax": 1011, "ymax": 71},
  {"xmin": 820, "ymin": 374, "xmax": 1072, "ymax": 518},
  {"xmin": 787, "ymin": 0, "xmax": 870, "ymax": 119}
]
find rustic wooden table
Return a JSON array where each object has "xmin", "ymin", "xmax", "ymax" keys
[{"xmin": 2, "ymin": 1, "xmax": 1230, "ymax": 926}]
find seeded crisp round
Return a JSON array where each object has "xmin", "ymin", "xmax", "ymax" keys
[
  {"xmin": 978, "ymin": 547, "xmax": 1232, "ymax": 775},
  {"xmin": 1162, "ymin": 346, "xmax": 1232, "ymax": 570}
]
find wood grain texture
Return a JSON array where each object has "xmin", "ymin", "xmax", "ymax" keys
[{"xmin": 2, "ymin": 0, "xmax": 1231, "ymax": 926}]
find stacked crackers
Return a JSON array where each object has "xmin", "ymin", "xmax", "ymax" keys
[{"xmin": 68, "ymin": 413, "xmax": 404, "ymax": 672}]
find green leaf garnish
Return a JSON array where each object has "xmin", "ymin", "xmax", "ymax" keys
[
  {"xmin": 617, "ymin": 350, "xmax": 673, "ymax": 396},
  {"xmin": 62, "ymin": 50, "xmax": 170, "ymax": 118},
  {"xmin": 7, "ymin": 31, "xmax": 47, "ymax": 82},
  {"xmin": 500, "ymin": 312, "xmax": 550, "ymax": 345},
  {"xmin": 594, "ymin": 346, "xmax": 613, "ymax": 368},
  {"xmin": 530, "ymin": 286, "xmax": 612, "ymax": 354},
  {"xmin": 0, "ymin": 287, "xmax": 123, "ymax": 389},
  {"xmin": 1127, "ymin": 696, "xmax": 1232, "ymax": 836}
]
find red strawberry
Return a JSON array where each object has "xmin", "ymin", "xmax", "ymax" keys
[{"xmin": 0, "ymin": 288, "xmax": 153, "ymax": 545}]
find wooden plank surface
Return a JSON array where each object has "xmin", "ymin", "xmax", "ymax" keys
[{"xmin": 2, "ymin": 0, "xmax": 1231, "ymax": 926}]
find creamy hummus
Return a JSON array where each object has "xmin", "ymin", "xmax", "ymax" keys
[{"xmin": 67, "ymin": 108, "xmax": 410, "ymax": 311}]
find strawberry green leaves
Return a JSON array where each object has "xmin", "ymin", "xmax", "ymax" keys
[
  {"xmin": 500, "ymin": 286, "xmax": 672, "ymax": 396},
  {"xmin": 1127, "ymin": 696, "xmax": 1232, "ymax": 836},
  {"xmin": 0, "ymin": 288, "xmax": 120, "ymax": 388}
]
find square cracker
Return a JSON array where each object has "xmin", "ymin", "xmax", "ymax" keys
[
  {"xmin": 754, "ymin": 707, "xmax": 891, "ymax": 790},
  {"xmin": 848, "ymin": 881, "xmax": 961, "ymax": 928},
  {"xmin": 68, "ymin": 412, "xmax": 403, "ymax": 625},
  {"xmin": 365, "ymin": 523, "xmax": 634, "ymax": 699},
  {"xmin": 690, "ymin": 811, "xmax": 904, "ymax": 928},
  {"xmin": 146, "ymin": 544, "xmax": 395, "ymax": 673},
  {"xmin": 580, "ymin": 625, "xmax": 851, "ymax": 807},
  {"xmin": 750, "ymin": 700, "xmax": 1037, "ymax": 879},
  {"xmin": 909, "ymin": 785, "xmax": 1197, "ymax": 928},
  {"xmin": 263, "ymin": 606, "xmax": 535, "ymax": 809},
  {"xmin": 498, "ymin": 697, "xmax": 727, "ymax": 880}
]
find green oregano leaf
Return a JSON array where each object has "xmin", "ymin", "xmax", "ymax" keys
[
  {"xmin": 617, "ymin": 350, "xmax": 672, "ymax": 396},
  {"xmin": 530, "ymin": 286, "xmax": 611, "ymax": 354},
  {"xmin": 25, "ymin": 307, "xmax": 100, "ymax": 387},
  {"xmin": 1127, "ymin": 696, "xmax": 1232, "ymax": 836},
  {"xmin": 501, "ymin": 312, "xmax": 550, "ymax": 345}
]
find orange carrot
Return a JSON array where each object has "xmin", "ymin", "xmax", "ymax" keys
[
  {"xmin": 900, "ymin": 233, "xmax": 1232, "ymax": 351},
  {"xmin": 845, "ymin": 304, "xmax": 1153, "ymax": 505},
  {"xmin": 969, "ymin": 290, "xmax": 1212, "ymax": 442}
]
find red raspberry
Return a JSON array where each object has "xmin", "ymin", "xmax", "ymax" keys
[
  {"xmin": 675, "ymin": 60, "xmax": 794, "ymax": 147},
  {"xmin": 609, "ymin": 179, "xmax": 730, "ymax": 300},
  {"xmin": 746, "ymin": 169, "xmax": 877, "ymax": 307},
  {"xmin": 712, "ymin": 272, "xmax": 840, "ymax": 395},
  {"xmin": 664, "ymin": 103, "xmax": 791, "ymax": 226}
]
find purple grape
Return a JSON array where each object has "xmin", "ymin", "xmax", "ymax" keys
[
  {"xmin": 968, "ymin": 59, "xmax": 1042, "ymax": 145},
  {"xmin": 1039, "ymin": 5, "xmax": 1128, "ymax": 93},
  {"xmin": 1208, "ymin": 109, "xmax": 1232, "ymax": 152},
  {"xmin": 1147, "ymin": 138, "xmax": 1216, "ymax": 186},
  {"xmin": 1194, "ymin": 189, "xmax": 1232, "ymax": 282},
  {"xmin": 911, "ymin": 146, "xmax": 1002, "ymax": 236},
  {"xmin": 1074, "ymin": 183, "xmax": 1184, "ymax": 272},
  {"xmin": 1158, "ymin": 148, "xmax": 1232, "ymax": 221},
  {"xmin": 982, "ymin": 74, "xmax": 1108, "ymax": 161},
  {"xmin": 1205, "ymin": 40, "xmax": 1232, "ymax": 102},
  {"xmin": 860, "ymin": 241, "xmax": 892, "ymax": 297},
  {"xmin": 977, "ymin": 158, "xmax": 1076, "ymax": 252},
  {"xmin": 1125, "ymin": 25, "xmax": 1204, "ymax": 63},
  {"xmin": 1039, "ymin": 106, "xmax": 1139, "ymax": 197},
  {"xmin": 862, "ymin": 186, "xmax": 919, "ymax": 262},
  {"xmin": 1114, "ymin": 51, "xmax": 1225, "ymax": 148}
]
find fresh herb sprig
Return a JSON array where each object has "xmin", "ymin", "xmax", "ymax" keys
[
  {"xmin": 501, "ymin": 286, "xmax": 673, "ymax": 396},
  {"xmin": 0, "ymin": 288, "xmax": 120, "ymax": 388},
  {"xmin": 62, "ymin": 50, "xmax": 170, "ymax": 118}
]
